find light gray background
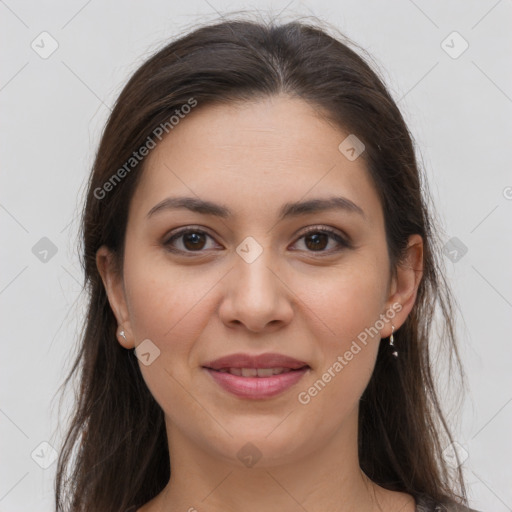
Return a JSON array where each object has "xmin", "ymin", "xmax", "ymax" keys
[{"xmin": 1, "ymin": 1, "xmax": 511, "ymax": 511}]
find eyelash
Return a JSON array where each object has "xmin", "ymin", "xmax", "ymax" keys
[{"xmin": 162, "ymin": 225, "xmax": 352, "ymax": 257}]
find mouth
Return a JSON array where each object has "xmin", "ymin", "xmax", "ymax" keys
[
  {"xmin": 202, "ymin": 352, "xmax": 310, "ymax": 371},
  {"xmin": 206, "ymin": 366, "xmax": 309, "ymax": 376},
  {"xmin": 202, "ymin": 353, "xmax": 311, "ymax": 399}
]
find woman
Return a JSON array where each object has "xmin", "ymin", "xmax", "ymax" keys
[{"xmin": 55, "ymin": 15, "xmax": 481, "ymax": 512}]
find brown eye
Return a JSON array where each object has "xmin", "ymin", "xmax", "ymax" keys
[
  {"xmin": 164, "ymin": 228, "xmax": 218, "ymax": 254},
  {"xmin": 292, "ymin": 227, "xmax": 351, "ymax": 254},
  {"xmin": 304, "ymin": 232, "xmax": 329, "ymax": 251},
  {"xmin": 181, "ymin": 231, "xmax": 207, "ymax": 251},
  {"xmin": 163, "ymin": 225, "xmax": 351, "ymax": 257}
]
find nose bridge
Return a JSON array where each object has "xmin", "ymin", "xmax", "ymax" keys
[
  {"xmin": 220, "ymin": 236, "xmax": 293, "ymax": 331},
  {"xmin": 234, "ymin": 238, "xmax": 279, "ymax": 306}
]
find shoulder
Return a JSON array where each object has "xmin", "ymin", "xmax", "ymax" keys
[{"xmin": 415, "ymin": 494, "xmax": 482, "ymax": 512}]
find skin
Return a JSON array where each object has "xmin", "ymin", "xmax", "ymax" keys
[{"xmin": 97, "ymin": 94, "xmax": 423, "ymax": 512}]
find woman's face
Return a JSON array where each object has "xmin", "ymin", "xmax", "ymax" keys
[{"xmin": 98, "ymin": 94, "xmax": 421, "ymax": 467}]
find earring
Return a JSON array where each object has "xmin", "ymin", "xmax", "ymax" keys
[
  {"xmin": 389, "ymin": 325, "xmax": 398, "ymax": 358},
  {"xmin": 119, "ymin": 329, "xmax": 127, "ymax": 341}
]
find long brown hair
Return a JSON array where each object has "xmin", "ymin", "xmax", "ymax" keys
[{"xmin": 55, "ymin": 13, "xmax": 469, "ymax": 511}]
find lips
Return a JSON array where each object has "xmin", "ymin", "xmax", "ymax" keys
[
  {"xmin": 202, "ymin": 352, "xmax": 310, "ymax": 371},
  {"xmin": 216, "ymin": 367, "xmax": 296, "ymax": 377},
  {"xmin": 202, "ymin": 352, "xmax": 310, "ymax": 399}
]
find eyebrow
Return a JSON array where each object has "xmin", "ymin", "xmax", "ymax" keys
[{"xmin": 146, "ymin": 195, "xmax": 366, "ymax": 221}]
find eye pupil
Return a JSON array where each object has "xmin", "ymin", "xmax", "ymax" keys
[
  {"xmin": 183, "ymin": 232, "xmax": 206, "ymax": 250},
  {"xmin": 305, "ymin": 233, "xmax": 328, "ymax": 251}
]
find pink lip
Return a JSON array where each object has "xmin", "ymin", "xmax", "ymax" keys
[
  {"xmin": 202, "ymin": 352, "xmax": 311, "ymax": 400},
  {"xmin": 204, "ymin": 367, "xmax": 309, "ymax": 399},
  {"xmin": 203, "ymin": 352, "xmax": 309, "ymax": 370}
]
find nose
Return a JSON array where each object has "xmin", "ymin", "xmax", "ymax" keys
[{"xmin": 218, "ymin": 247, "xmax": 294, "ymax": 333}]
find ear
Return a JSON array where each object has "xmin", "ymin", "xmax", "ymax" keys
[
  {"xmin": 96, "ymin": 245, "xmax": 135, "ymax": 349},
  {"xmin": 381, "ymin": 234, "xmax": 424, "ymax": 337}
]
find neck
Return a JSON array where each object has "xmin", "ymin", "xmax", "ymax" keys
[{"xmin": 154, "ymin": 408, "xmax": 385, "ymax": 512}]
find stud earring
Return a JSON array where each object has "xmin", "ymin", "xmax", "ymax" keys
[
  {"xmin": 389, "ymin": 325, "xmax": 398, "ymax": 358},
  {"xmin": 119, "ymin": 329, "xmax": 127, "ymax": 341}
]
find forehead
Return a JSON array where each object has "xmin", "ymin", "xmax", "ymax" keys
[{"xmin": 129, "ymin": 95, "xmax": 382, "ymax": 227}]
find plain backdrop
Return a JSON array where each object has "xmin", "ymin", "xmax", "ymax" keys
[{"xmin": 1, "ymin": 1, "xmax": 511, "ymax": 511}]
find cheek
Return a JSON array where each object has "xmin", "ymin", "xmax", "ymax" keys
[
  {"xmin": 295, "ymin": 259, "xmax": 388, "ymax": 407},
  {"xmin": 121, "ymin": 252, "xmax": 219, "ymax": 412},
  {"xmin": 306, "ymin": 259, "xmax": 389, "ymax": 344},
  {"xmin": 123, "ymin": 247, "xmax": 215, "ymax": 338}
]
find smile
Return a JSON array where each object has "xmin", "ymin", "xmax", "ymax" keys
[
  {"xmin": 214, "ymin": 367, "xmax": 299, "ymax": 376},
  {"xmin": 204, "ymin": 366, "xmax": 309, "ymax": 399}
]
